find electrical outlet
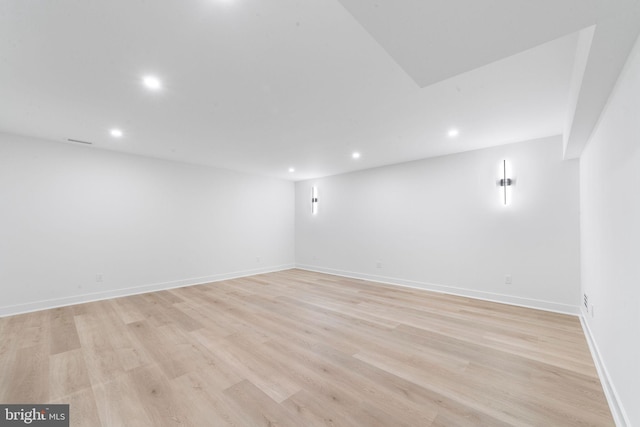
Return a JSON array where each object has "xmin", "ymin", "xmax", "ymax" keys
[
  {"xmin": 376, "ymin": 261, "xmax": 382, "ymax": 269},
  {"xmin": 96, "ymin": 274, "xmax": 103, "ymax": 283},
  {"xmin": 505, "ymin": 274, "xmax": 512, "ymax": 284},
  {"xmin": 256, "ymin": 256, "xmax": 261, "ymax": 263}
]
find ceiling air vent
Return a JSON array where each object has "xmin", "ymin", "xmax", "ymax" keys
[{"xmin": 67, "ymin": 138, "xmax": 93, "ymax": 145}]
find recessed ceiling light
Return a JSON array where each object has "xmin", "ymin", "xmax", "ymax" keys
[
  {"xmin": 352, "ymin": 152, "xmax": 361, "ymax": 159},
  {"xmin": 142, "ymin": 75, "xmax": 162, "ymax": 90},
  {"xmin": 448, "ymin": 129, "xmax": 460, "ymax": 138},
  {"xmin": 110, "ymin": 129, "xmax": 123, "ymax": 138},
  {"xmin": 288, "ymin": 167, "xmax": 295, "ymax": 173}
]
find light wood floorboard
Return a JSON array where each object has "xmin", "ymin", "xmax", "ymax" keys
[{"xmin": 0, "ymin": 269, "xmax": 613, "ymax": 426}]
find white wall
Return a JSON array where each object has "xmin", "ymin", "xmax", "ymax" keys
[
  {"xmin": 296, "ymin": 136, "xmax": 581, "ymax": 313},
  {"xmin": 0, "ymin": 133, "xmax": 295, "ymax": 316},
  {"xmin": 580, "ymin": 33, "xmax": 640, "ymax": 427}
]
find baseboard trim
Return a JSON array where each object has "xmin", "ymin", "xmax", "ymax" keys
[
  {"xmin": 296, "ymin": 264, "xmax": 580, "ymax": 315},
  {"xmin": 0, "ymin": 264, "xmax": 296, "ymax": 317},
  {"xmin": 580, "ymin": 314, "xmax": 629, "ymax": 427}
]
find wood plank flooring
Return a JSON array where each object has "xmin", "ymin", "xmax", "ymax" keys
[{"xmin": 0, "ymin": 269, "xmax": 613, "ymax": 426}]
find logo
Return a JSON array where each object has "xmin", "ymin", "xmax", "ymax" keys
[{"xmin": 0, "ymin": 405, "xmax": 68, "ymax": 426}]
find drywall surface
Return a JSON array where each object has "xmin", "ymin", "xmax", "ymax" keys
[
  {"xmin": 580, "ymin": 33, "xmax": 640, "ymax": 427},
  {"xmin": 0, "ymin": 133, "xmax": 295, "ymax": 315},
  {"xmin": 296, "ymin": 136, "xmax": 581, "ymax": 313}
]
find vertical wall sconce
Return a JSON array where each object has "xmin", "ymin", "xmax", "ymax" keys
[
  {"xmin": 311, "ymin": 186, "xmax": 318, "ymax": 215},
  {"xmin": 498, "ymin": 160, "xmax": 513, "ymax": 206}
]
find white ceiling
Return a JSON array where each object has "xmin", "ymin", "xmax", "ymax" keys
[
  {"xmin": 337, "ymin": 0, "xmax": 634, "ymax": 87},
  {"xmin": 1, "ymin": 0, "xmax": 639, "ymax": 181}
]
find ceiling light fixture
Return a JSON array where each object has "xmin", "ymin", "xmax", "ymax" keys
[
  {"xmin": 448, "ymin": 129, "xmax": 459, "ymax": 138},
  {"xmin": 352, "ymin": 152, "xmax": 361, "ymax": 159},
  {"xmin": 142, "ymin": 75, "xmax": 162, "ymax": 90},
  {"xmin": 110, "ymin": 129, "xmax": 123, "ymax": 138},
  {"xmin": 288, "ymin": 168, "xmax": 295, "ymax": 173}
]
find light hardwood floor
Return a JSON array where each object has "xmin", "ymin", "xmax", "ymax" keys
[{"xmin": 0, "ymin": 269, "xmax": 613, "ymax": 426}]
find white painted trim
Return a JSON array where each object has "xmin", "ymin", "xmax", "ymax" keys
[
  {"xmin": 0, "ymin": 264, "xmax": 295, "ymax": 317},
  {"xmin": 580, "ymin": 314, "xmax": 630, "ymax": 427},
  {"xmin": 296, "ymin": 264, "xmax": 580, "ymax": 315}
]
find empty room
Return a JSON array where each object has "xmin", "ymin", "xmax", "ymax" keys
[{"xmin": 1, "ymin": 1, "xmax": 639, "ymax": 426}]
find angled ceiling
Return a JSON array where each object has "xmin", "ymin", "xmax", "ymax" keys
[
  {"xmin": 0, "ymin": 0, "xmax": 639, "ymax": 181},
  {"xmin": 336, "ymin": 0, "xmax": 635, "ymax": 87}
]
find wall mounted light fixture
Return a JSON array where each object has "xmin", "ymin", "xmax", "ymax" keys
[
  {"xmin": 311, "ymin": 186, "xmax": 318, "ymax": 214},
  {"xmin": 498, "ymin": 160, "xmax": 513, "ymax": 206}
]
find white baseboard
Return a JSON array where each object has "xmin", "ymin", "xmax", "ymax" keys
[
  {"xmin": 0, "ymin": 264, "xmax": 295, "ymax": 317},
  {"xmin": 296, "ymin": 264, "xmax": 580, "ymax": 315},
  {"xmin": 580, "ymin": 314, "xmax": 630, "ymax": 427}
]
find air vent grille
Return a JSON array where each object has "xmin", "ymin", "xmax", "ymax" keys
[
  {"xmin": 583, "ymin": 293, "xmax": 589, "ymax": 309},
  {"xmin": 67, "ymin": 138, "xmax": 93, "ymax": 145}
]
